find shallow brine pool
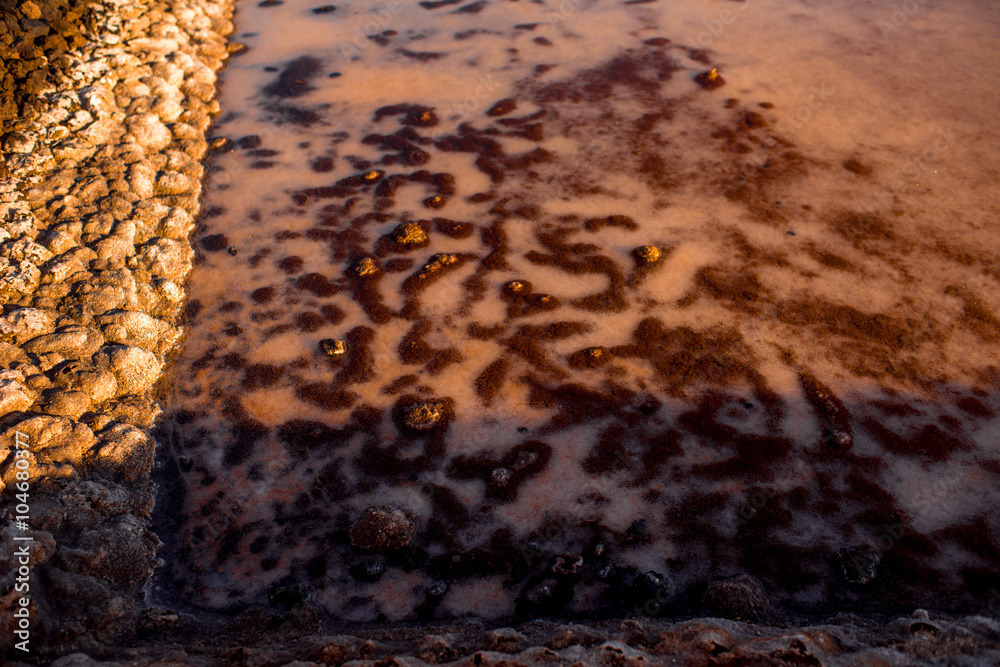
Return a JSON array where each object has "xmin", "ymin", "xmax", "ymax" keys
[{"xmin": 155, "ymin": 0, "xmax": 1000, "ymax": 623}]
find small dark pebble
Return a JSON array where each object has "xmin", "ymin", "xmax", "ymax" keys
[
  {"xmin": 630, "ymin": 570, "xmax": 675, "ymax": 616},
  {"xmin": 835, "ymin": 546, "xmax": 879, "ymax": 585},
  {"xmin": 350, "ymin": 559, "xmax": 385, "ymax": 582},
  {"xmin": 227, "ymin": 246, "xmax": 238, "ymax": 256},
  {"xmin": 312, "ymin": 4, "xmax": 336, "ymax": 13},
  {"xmin": 329, "ymin": 72, "xmax": 342, "ymax": 78}
]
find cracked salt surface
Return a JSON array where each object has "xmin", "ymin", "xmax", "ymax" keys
[{"xmin": 156, "ymin": 0, "xmax": 1000, "ymax": 622}]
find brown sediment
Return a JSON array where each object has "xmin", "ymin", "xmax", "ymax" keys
[
  {"xmin": 263, "ymin": 56, "xmax": 322, "ymax": 98},
  {"xmin": 433, "ymin": 217, "xmax": 476, "ymax": 238},
  {"xmin": 612, "ymin": 318, "xmax": 755, "ymax": 393},
  {"xmin": 475, "ymin": 357, "xmax": 510, "ymax": 404},
  {"xmin": 400, "ymin": 252, "xmax": 477, "ymax": 318},
  {"xmin": 567, "ymin": 346, "xmax": 613, "ymax": 370},
  {"xmin": 347, "ymin": 255, "xmax": 393, "ymax": 324},
  {"xmin": 832, "ymin": 211, "xmax": 896, "ymax": 245},
  {"xmin": 380, "ymin": 374, "xmax": 420, "ymax": 395},
  {"xmin": 805, "ymin": 244, "xmax": 855, "ymax": 271},
  {"xmin": 694, "ymin": 266, "xmax": 768, "ymax": 311},
  {"xmin": 843, "ymin": 157, "xmax": 874, "ymax": 177},
  {"xmin": 584, "ymin": 215, "xmax": 639, "ymax": 232},
  {"xmin": 487, "ymin": 98, "xmax": 517, "ymax": 117},
  {"xmin": 398, "ymin": 319, "xmax": 434, "ymax": 365},
  {"xmin": 468, "ymin": 322, "xmax": 505, "ymax": 340},
  {"xmin": 945, "ymin": 285, "xmax": 1000, "ymax": 342}
]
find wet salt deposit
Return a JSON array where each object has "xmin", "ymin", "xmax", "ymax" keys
[{"xmin": 157, "ymin": 0, "xmax": 1000, "ymax": 622}]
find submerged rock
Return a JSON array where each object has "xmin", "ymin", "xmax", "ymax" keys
[
  {"xmin": 703, "ymin": 574, "xmax": 774, "ymax": 623},
  {"xmin": 401, "ymin": 400, "xmax": 445, "ymax": 431},
  {"xmin": 349, "ymin": 505, "xmax": 417, "ymax": 552},
  {"xmin": 632, "ymin": 244, "xmax": 662, "ymax": 265},
  {"xmin": 695, "ymin": 68, "xmax": 725, "ymax": 90},
  {"xmin": 835, "ymin": 546, "xmax": 880, "ymax": 585},
  {"xmin": 320, "ymin": 338, "xmax": 346, "ymax": 358},
  {"xmin": 390, "ymin": 221, "xmax": 429, "ymax": 248}
]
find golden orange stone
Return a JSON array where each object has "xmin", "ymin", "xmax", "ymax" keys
[
  {"xmin": 353, "ymin": 256, "xmax": 379, "ymax": 277},
  {"xmin": 392, "ymin": 222, "xmax": 428, "ymax": 246},
  {"xmin": 634, "ymin": 244, "xmax": 662, "ymax": 265}
]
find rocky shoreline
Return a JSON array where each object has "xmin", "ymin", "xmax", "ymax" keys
[
  {"xmin": 0, "ymin": 0, "xmax": 232, "ymax": 653},
  {"xmin": 0, "ymin": 0, "xmax": 998, "ymax": 664}
]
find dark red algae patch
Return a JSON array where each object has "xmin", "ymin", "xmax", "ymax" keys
[
  {"xmin": 263, "ymin": 56, "xmax": 323, "ymax": 98},
  {"xmin": 533, "ymin": 50, "xmax": 678, "ymax": 105}
]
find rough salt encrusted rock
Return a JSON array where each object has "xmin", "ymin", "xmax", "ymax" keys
[
  {"xmin": 0, "ymin": 257, "xmax": 41, "ymax": 298},
  {"xmin": 0, "ymin": 0, "xmax": 235, "ymax": 653},
  {"xmin": 96, "ymin": 344, "xmax": 162, "ymax": 396},
  {"xmin": 0, "ymin": 307, "xmax": 53, "ymax": 343},
  {"xmin": 128, "ymin": 162, "xmax": 157, "ymax": 198},
  {"xmin": 22, "ymin": 325, "xmax": 105, "ymax": 360},
  {"xmin": 132, "ymin": 237, "xmax": 193, "ymax": 280},
  {"xmin": 0, "ymin": 415, "xmax": 97, "ymax": 481},
  {"xmin": 86, "ymin": 422, "xmax": 156, "ymax": 482},
  {"xmin": 0, "ymin": 370, "xmax": 35, "ymax": 414},
  {"xmin": 50, "ymin": 362, "xmax": 118, "ymax": 405},
  {"xmin": 96, "ymin": 310, "xmax": 181, "ymax": 355},
  {"xmin": 29, "ymin": 610, "xmax": 1000, "ymax": 665},
  {"xmin": 126, "ymin": 113, "xmax": 173, "ymax": 151},
  {"xmin": 1, "ymin": 237, "xmax": 53, "ymax": 264}
]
